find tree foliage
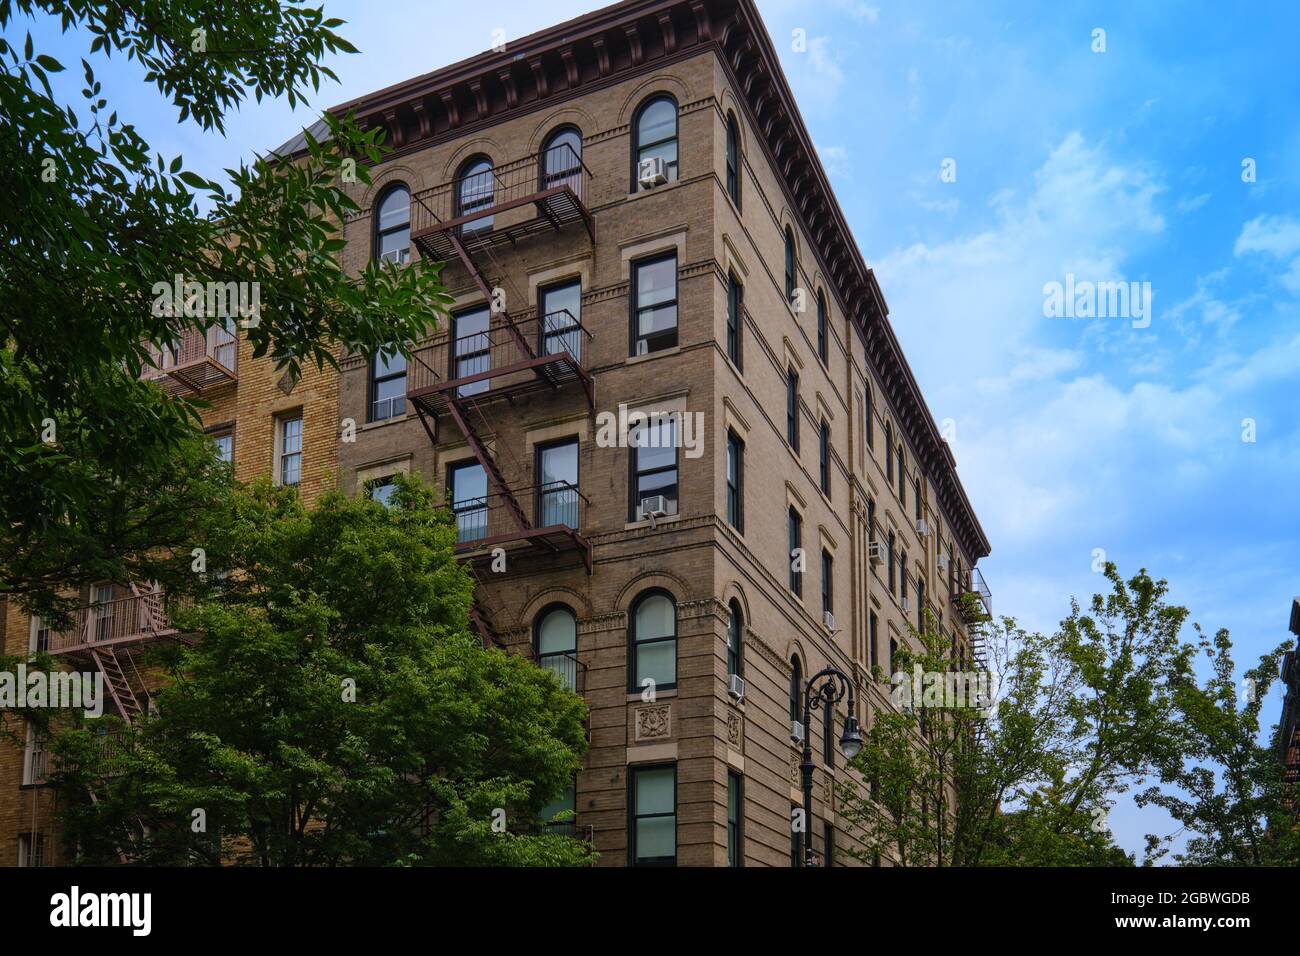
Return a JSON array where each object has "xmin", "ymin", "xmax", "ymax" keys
[
  {"xmin": 0, "ymin": 1, "xmax": 451, "ymax": 617},
  {"xmin": 45, "ymin": 477, "xmax": 592, "ymax": 866}
]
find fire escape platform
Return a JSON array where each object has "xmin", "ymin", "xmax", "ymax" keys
[
  {"xmin": 411, "ymin": 186, "xmax": 593, "ymax": 262},
  {"xmin": 142, "ymin": 356, "xmax": 238, "ymax": 396}
]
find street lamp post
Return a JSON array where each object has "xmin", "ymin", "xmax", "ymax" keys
[{"xmin": 799, "ymin": 666, "xmax": 863, "ymax": 867}]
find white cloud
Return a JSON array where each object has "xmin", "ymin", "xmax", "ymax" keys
[
  {"xmin": 1234, "ymin": 215, "xmax": 1300, "ymax": 295},
  {"xmin": 1175, "ymin": 192, "xmax": 1211, "ymax": 213}
]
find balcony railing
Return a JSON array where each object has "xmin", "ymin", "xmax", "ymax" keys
[
  {"xmin": 407, "ymin": 310, "xmax": 591, "ymax": 412},
  {"xmin": 952, "ymin": 566, "xmax": 993, "ymax": 623},
  {"xmin": 537, "ymin": 651, "xmax": 587, "ymax": 695},
  {"xmin": 45, "ymin": 591, "xmax": 181, "ymax": 654},
  {"xmin": 410, "ymin": 143, "xmax": 593, "ymax": 261},
  {"xmin": 25, "ymin": 731, "xmax": 127, "ymax": 785},
  {"xmin": 450, "ymin": 480, "xmax": 590, "ymax": 565},
  {"xmin": 142, "ymin": 324, "xmax": 238, "ymax": 394}
]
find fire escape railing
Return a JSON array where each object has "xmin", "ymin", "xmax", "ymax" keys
[
  {"xmin": 402, "ymin": 141, "xmax": 597, "ymax": 610},
  {"xmin": 141, "ymin": 323, "xmax": 238, "ymax": 394}
]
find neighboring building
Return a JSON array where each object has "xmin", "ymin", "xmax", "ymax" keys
[
  {"xmin": 329, "ymin": 0, "xmax": 989, "ymax": 866},
  {"xmin": 0, "ymin": 322, "xmax": 339, "ymax": 865},
  {"xmin": 1280, "ymin": 599, "xmax": 1300, "ymax": 794},
  {"xmin": 0, "ymin": 0, "xmax": 992, "ymax": 867}
]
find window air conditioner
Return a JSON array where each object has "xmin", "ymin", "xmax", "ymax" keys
[
  {"xmin": 823, "ymin": 610, "xmax": 836, "ymax": 632},
  {"xmin": 790, "ymin": 719, "xmax": 805, "ymax": 744},
  {"xmin": 379, "ymin": 247, "xmax": 410, "ymax": 265},
  {"xmin": 937, "ymin": 553, "xmax": 949, "ymax": 572},
  {"xmin": 639, "ymin": 495, "xmax": 668, "ymax": 520},
  {"xmin": 728, "ymin": 674, "xmax": 746, "ymax": 701},
  {"xmin": 638, "ymin": 157, "xmax": 668, "ymax": 188},
  {"xmin": 901, "ymin": 596, "xmax": 910, "ymax": 613},
  {"xmin": 867, "ymin": 542, "xmax": 886, "ymax": 566},
  {"xmin": 915, "ymin": 518, "xmax": 929, "ymax": 536}
]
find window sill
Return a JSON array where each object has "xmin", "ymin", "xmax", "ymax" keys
[
  {"xmin": 361, "ymin": 413, "xmax": 411, "ymax": 432},
  {"xmin": 624, "ymin": 513, "xmax": 682, "ymax": 532},
  {"xmin": 627, "ymin": 688, "xmax": 678, "ymax": 702},
  {"xmin": 626, "ymin": 345, "xmax": 681, "ymax": 366}
]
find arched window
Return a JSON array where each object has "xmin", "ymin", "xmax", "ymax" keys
[
  {"xmin": 864, "ymin": 384, "xmax": 874, "ymax": 449},
  {"xmin": 817, "ymin": 290, "xmax": 828, "ymax": 363},
  {"xmin": 784, "ymin": 228, "xmax": 797, "ymax": 303},
  {"xmin": 541, "ymin": 126, "xmax": 583, "ymax": 192},
  {"xmin": 789, "ymin": 654, "xmax": 803, "ymax": 724},
  {"xmin": 535, "ymin": 604, "xmax": 579, "ymax": 692},
  {"xmin": 725, "ymin": 112, "xmax": 742, "ymax": 208},
  {"xmin": 727, "ymin": 599, "xmax": 743, "ymax": 678},
  {"xmin": 897, "ymin": 444, "xmax": 906, "ymax": 507},
  {"xmin": 629, "ymin": 590, "xmax": 676, "ymax": 691},
  {"xmin": 633, "ymin": 94, "xmax": 678, "ymax": 190},
  {"xmin": 455, "ymin": 156, "xmax": 495, "ymax": 235},
  {"xmin": 373, "ymin": 183, "xmax": 410, "ymax": 264},
  {"xmin": 885, "ymin": 422, "xmax": 894, "ymax": 485}
]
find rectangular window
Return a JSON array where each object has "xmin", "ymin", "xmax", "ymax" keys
[
  {"xmin": 277, "ymin": 414, "xmax": 302, "ymax": 487},
  {"xmin": 914, "ymin": 478, "xmax": 923, "ymax": 522},
  {"xmin": 786, "ymin": 368, "xmax": 800, "ymax": 451},
  {"xmin": 869, "ymin": 611, "xmax": 879, "ymax": 671},
  {"xmin": 369, "ymin": 350, "xmax": 407, "ymax": 422},
  {"xmin": 539, "ymin": 280, "xmax": 583, "ymax": 360},
  {"xmin": 29, "ymin": 615, "xmax": 50, "ymax": 654},
  {"xmin": 887, "ymin": 532, "xmax": 896, "ymax": 595},
  {"xmin": 212, "ymin": 430, "xmax": 233, "ymax": 464},
  {"xmin": 726, "ymin": 429, "xmax": 744, "ymax": 532},
  {"xmin": 900, "ymin": 550, "xmax": 909, "ymax": 606},
  {"xmin": 22, "ymin": 723, "xmax": 45, "ymax": 786},
  {"xmin": 823, "ymin": 822, "xmax": 834, "ymax": 867},
  {"xmin": 91, "ymin": 582, "xmax": 114, "ymax": 642},
  {"xmin": 889, "ymin": 637, "xmax": 897, "ymax": 676},
  {"xmin": 630, "ymin": 764, "xmax": 676, "ymax": 866},
  {"xmin": 918, "ymin": 578, "xmax": 926, "ymax": 629},
  {"xmin": 726, "ymin": 273, "xmax": 743, "ymax": 370},
  {"xmin": 452, "ymin": 307, "xmax": 491, "ymax": 397},
  {"xmin": 537, "ymin": 438, "xmax": 580, "ymax": 529},
  {"xmin": 369, "ymin": 477, "xmax": 397, "ymax": 508},
  {"xmin": 898, "ymin": 448, "xmax": 906, "ymax": 505},
  {"xmin": 788, "ymin": 507, "xmax": 803, "ymax": 597},
  {"xmin": 449, "ymin": 461, "xmax": 488, "ymax": 545},
  {"xmin": 865, "ymin": 389, "xmax": 874, "ymax": 449},
  {"xmin": 886, "ymin": 438, "xmax": 893, "ymax": 487},
  {"xmin": 727, "ymin": 772, "xmax": 743, "ymax": 867},
  {"xmin": 630, "ymin": 415, "xmax": 679, "ymax": 521},
  {"xmin": 819, "ymin": 420, "xmax": 831, "ymax": 497},
  {"xmin": 631, "ymin": 253, "xmax": 678, "ymax": 355},
  {"xmin": 821, "ymin": 549, "xmax": 833, "ymax": 616},
  {"xmin": 17, "ymin": 833, "xmax": 44, "ymax": 868}
]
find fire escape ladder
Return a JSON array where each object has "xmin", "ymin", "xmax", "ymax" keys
[
  {"xmin": 444, "ymin": 394, "xmax": 531, "ymax": 534},
  {"xmin": 90, "ymin": 647, "xmax": 144, "ymax": 723},
  {"xmin": 447, "ymin": 231, "xmax": 560, "ymax": 392}
]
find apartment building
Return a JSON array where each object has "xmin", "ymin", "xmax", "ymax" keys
[
  {"xmin": 328, "ymin": 0, "xmax": 990, "ymax": 866},
  {"xmin": 0, "ymin": 318, "xmax": 339, "ymax": 866},
  {"xmin": 1, "ymin": 0, "xmax": 991, "ymax": 868}
]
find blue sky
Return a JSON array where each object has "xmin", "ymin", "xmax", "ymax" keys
[{"xmin": 11, "ymin": 1, "xmax": 1299, "ymax": 858}]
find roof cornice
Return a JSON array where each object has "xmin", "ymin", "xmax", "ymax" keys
[{"xmin": 323, "ymin": 0, "xmax": 990, "ymax": 560}]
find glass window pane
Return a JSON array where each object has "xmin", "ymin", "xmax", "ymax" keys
[
  {"xmin": 636, "ymin": 816, "xmax": 675, "ymax": 859},
  {"xmin": 539, "ymin": 442, "xmax": 578, "ymax": 487},
  {"xmin": 377, "ymin": 187, "xmax": 410, "ymax": 230},
  {"xmin": 635, "ymin": 595, "xmax": 674, "ymax": 641},
  {"xmin": 540, "ymin": 783, "xmax": 575, "ymax": 824},
  {"xmin": 636, "ymin": 640, "xmax": 676, "ymax": 686},
  {"xmin": 538, "ymin": 608, "xmax": 576, "ymax": 655},
  {"xmin": 636, "ymin": 258, "xmax": 676, "ymax": 307},
  {"xmin": 638, "ymin": 99, "xmax": 677, "ymax": 145},
  {"xmin": 636, "ymin": 767, "xmax": 675, "ymax": 814}
]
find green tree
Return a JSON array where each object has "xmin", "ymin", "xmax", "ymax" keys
[
  {"xmin": 838, "ymin": 566, "xmax": 1192, "ymax": 866},
  {"xmin": 1137, "ymin": 628, "xmax": 1300, "ymax": 866},
  {"xmin": 0, "ymin": 1, "xmax": 451, "ymax": 619},
  {"xmin": 46, "ymin": 476, "xmax": 592, "ymax": 866}
]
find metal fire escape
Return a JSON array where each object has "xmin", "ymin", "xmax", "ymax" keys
[
  {"xmin": 44, "ymin": 582, "xmax": 194, "ymax": 722},
  {"xmin": 405, "ymin": 143, "xmax": 596, "ymax": 647}
]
